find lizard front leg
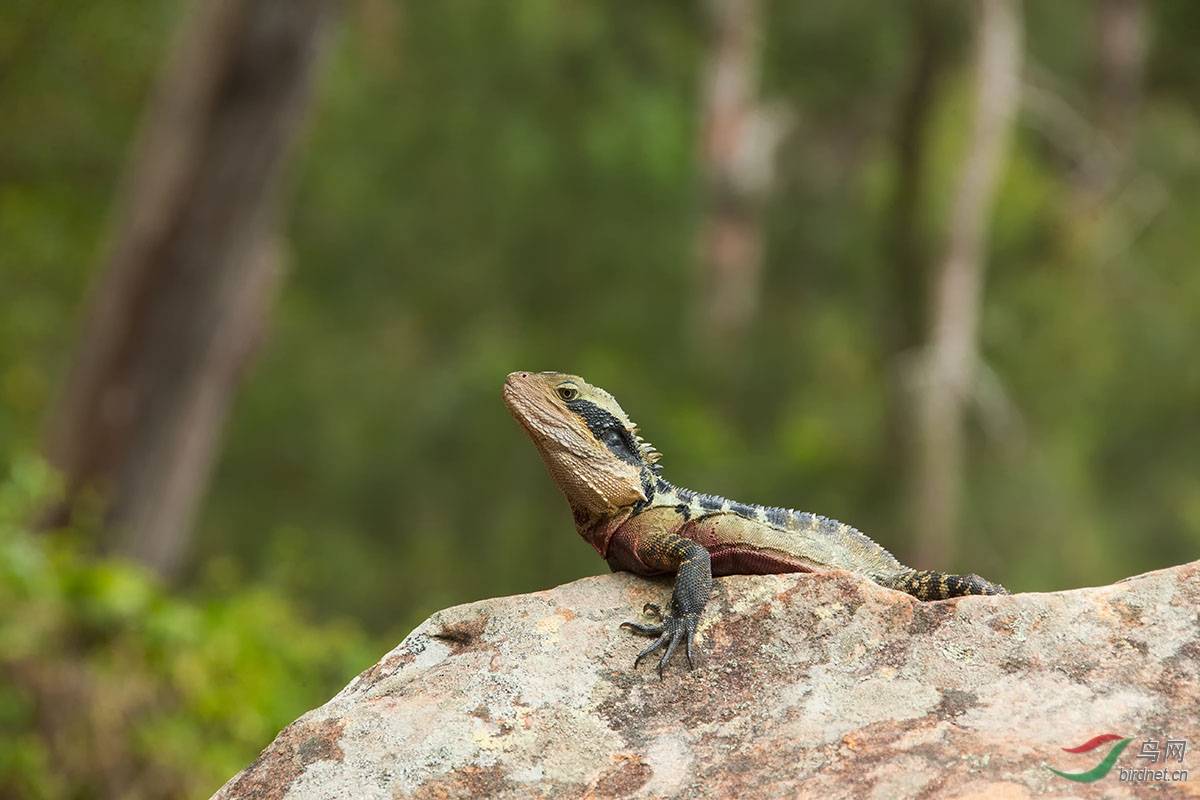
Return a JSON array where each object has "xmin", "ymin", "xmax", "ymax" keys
[{"xmin": 617, "ymin": 528, "xmax": 713, "ymax": 675}]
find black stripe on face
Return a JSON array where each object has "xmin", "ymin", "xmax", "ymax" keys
[{"xmin": 564, "ymin": 399, "xmax": 642, "ymax": 465}]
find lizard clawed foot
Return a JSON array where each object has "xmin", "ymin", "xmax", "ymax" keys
[{"xmin": 619, "ymin": 608, "xmax": 699, "ymax": 676}]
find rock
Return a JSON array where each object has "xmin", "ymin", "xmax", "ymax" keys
[{"xmin": 212, "ymin": 562, "xmax": 1200, "ymax": 799}]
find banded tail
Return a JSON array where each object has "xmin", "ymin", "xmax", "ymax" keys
[{"xmin": 877, "ymin": 568, "xmax": 1008, "ymax": 600}]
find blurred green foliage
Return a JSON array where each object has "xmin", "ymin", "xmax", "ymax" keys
[
  {"xmin": 2, "ymin": 1, "xmax": 1200, "ymax": 795},
  {"xmin": 0, "ymin": 457, "xmax": 377, "ymax": 799}
]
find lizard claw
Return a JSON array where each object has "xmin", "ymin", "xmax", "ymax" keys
[
  {"xmin": 622, "ymin": 609, "xmax": 699, "ymax": 675},
  {"xmin": 620, "ymin": 602, "xmax": 665, "ymax": 637},
  {"xmin": 619, "ymin": 620, "xmax": 663, "ymax": 637}
]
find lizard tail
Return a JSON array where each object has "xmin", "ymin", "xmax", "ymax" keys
[{"xmin": 877, "ymin": 568, "xmax": 1008, "ymax": 600}]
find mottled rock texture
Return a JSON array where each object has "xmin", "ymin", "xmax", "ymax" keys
[{"xmin": 213, "ymin": 561, "xmax": 1199, "ymax": 799}]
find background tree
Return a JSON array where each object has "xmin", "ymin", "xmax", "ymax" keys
[
  {"xmin": 40, "ymin": 0, "xmax": 334, "ymax": 578},
  {"xmin": 694, "ymin": 0, "xmax": 786, "ymax": 351},
  {"xmin": 1093, "ymin": 0, "xmax": 1146, "ymax": 183},
  {"xmin": 909, "ymin": 0, "xmax": 1022, "ymax": 568}
]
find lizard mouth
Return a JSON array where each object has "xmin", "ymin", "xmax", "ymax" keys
[
  {"xmin": 502, "ymin": 371, "xmax": 557, "ymax": 437},
  {"xmin": 501, "ymin": 372, "xmax": 529, "ymax": 398},
  {"xmin": 501, "ymin": 371, "xmax": 535, "ymax": 416}
]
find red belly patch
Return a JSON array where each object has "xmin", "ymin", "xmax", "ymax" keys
[{"xmin": 707, "ymin": 543, "xmax": 816, "ymax": 576}]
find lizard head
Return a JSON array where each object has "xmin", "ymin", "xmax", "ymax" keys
[{"xmin": 503, "ymin": 371, "xmax": 660, "ymax": 517}]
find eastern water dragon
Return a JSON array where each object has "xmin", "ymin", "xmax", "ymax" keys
[{"xmin": 503, "ymin": 371, "xmax": 1007, "ymax": 675}]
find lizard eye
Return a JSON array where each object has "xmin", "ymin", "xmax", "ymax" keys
[{"xmin": 556, "ymin": 385, "xmax": 579, "ymax": 402}]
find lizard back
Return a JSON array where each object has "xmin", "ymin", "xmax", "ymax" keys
[{"xmin": 645, "ymin": 476, "xmax": 904, "ymax": 578}]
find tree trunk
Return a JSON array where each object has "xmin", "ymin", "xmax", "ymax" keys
[
  {"xmin": 1093, "ymin": 0, "xmax": 1145, "ymax": 164},
  {"xmin": 41, "ymin": 0, "xmax": 334, "ymax": 578},
  {"xmin": 694, "ymin": 0, "xmax": 782, "ymax": 350},
  {"xmin": 885, "ymin": 0, "xmax": 954, "ymax": 359},
  {"xmin": 882, "ymin": 0, "xmax": 953, "ymax": 499},
  {"xmin": 910, "ymin": 0, "xmax": 1022, "ymax": 568}
]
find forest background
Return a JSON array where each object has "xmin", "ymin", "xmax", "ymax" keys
[{"xmin": 2, "ymin": 1, "xmax": 1198, "ymax": 797}]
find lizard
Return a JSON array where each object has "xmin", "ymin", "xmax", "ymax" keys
[{"xmin": 502, "ymin": 370, "xmax": 1008, "ymax": 675}]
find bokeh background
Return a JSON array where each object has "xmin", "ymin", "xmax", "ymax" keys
[{"xmin": 2, "ymin": 1, "xmax": 1198, "ymax": 797}]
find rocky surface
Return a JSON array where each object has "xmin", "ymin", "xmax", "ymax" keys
[{"xmin": 213, "ymin": 561, "xmax": 1199, "ymax": 799}]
